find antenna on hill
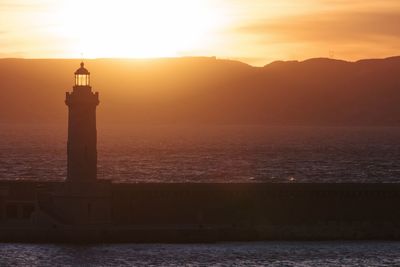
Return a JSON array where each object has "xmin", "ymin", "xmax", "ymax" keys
[{"xmin": 329, "ymin": 50, "xmax": 335, "ymax": 59}]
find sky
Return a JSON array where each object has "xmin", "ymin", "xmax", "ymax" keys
[{"xmin": 0, "ymin": 0, "xmax": 399, "ymax": 66}]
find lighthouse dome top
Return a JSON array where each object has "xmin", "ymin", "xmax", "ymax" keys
[
  {"xmin": 74, "ymin": 62, "xmax": 90, "ymax": 87},
  {"xmin": 75, "ymin": 62, "xmax": 90, "ymax": 75}
]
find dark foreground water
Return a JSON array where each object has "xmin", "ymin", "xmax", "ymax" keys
[
  {"xmin": 0, "ymin": 242, "xmax": 399, "ymax": 266},
  {"xmin": 1, "ymin": 124, "xmax": 400, "ymax": 183}
]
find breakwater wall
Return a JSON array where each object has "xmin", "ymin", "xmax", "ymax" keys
[{"xmin": 1, "ymin": 181, "xmax": 400, "ymax": 242}]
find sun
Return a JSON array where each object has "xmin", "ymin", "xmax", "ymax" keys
[{"xmin": 53, "ymin": 0, "xmax": 227, "ymax": 58}]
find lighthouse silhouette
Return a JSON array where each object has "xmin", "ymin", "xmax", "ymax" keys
[{"xmin": 65, "ymin": 62, "xmax": 99, "ymax": 182}]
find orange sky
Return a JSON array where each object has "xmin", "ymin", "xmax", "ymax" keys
[{"xmin": 1, "ymin": 0, "xmax": 399, "ymax": 66}]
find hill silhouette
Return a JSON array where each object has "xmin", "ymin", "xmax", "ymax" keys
[{"xmin": 1, "ymin": 56, "xmax": 400, "ymax": 125}]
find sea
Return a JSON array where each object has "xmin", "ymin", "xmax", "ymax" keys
[
  {"xmin": 1, "ymin": 124, "xmax": 400, "ymax": 183},
  {"xmin": 0, "ymin": 242, "xmax": 400, "ymax": 266},
  {"xmin": 1, "ymin": 124, "xmax": 400, "ymax": 266}
]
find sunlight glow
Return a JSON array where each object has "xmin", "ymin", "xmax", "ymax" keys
[
  {"xmin": 53, "ymin": 0, "xmax": 227, "ymax": 58},
  {"xmin": 2, "ymin": 0, "xmax": 398, "ymax": 65}
]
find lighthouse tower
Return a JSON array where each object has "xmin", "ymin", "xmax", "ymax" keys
[
  {"xmin": 47, "ymin": 63, "xmax": 109, "ymax": 225},
  {"xmin": 65, "ymin": 62, "xmax": 99, "ymax": 182}
]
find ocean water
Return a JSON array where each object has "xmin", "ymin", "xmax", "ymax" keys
[
  {"xmin": 1, "ymin": 125, "xmax": 400, "ymax": 265},
  {"xmin": 0, "ymin": 241, "xmax": 399, "ymax": 266},
  {"xmin": 1, "ymin": 124, "xmax": 400, "ymax": 183}
]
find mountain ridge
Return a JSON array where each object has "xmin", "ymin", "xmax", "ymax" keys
[{"xmin": 0, "ymin": 56, "xmax": 399, "ymax": 125}]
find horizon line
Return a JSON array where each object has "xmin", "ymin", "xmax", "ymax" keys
[{"xmin": 0, "ymin": 55, "xmax": 399, "ymax": 67}]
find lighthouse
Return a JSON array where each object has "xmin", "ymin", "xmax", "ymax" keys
[
  {"xmin": 51, "ymin": 62, "xmax": 110, "ymax": 224},
  {"xmin": 65, "ymin": 62, "xmax": 99, "ymax": 182}
]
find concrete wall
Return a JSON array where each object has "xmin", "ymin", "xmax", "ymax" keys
[
  {"xmin": 110, "ymin": 183, "xmax": 400, "ymax": 226},
  {"xmin": 1, "ymin": 181, "xmax": 400, "ymax": 241}
]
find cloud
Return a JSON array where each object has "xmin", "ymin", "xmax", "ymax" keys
[
  {"xmin": 0, "ymin": 0, "xmax": 52, "ymax": 12},
  {"xmin": 239, "ymin": 11, "xmax": 400, "ymax": 44}
]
